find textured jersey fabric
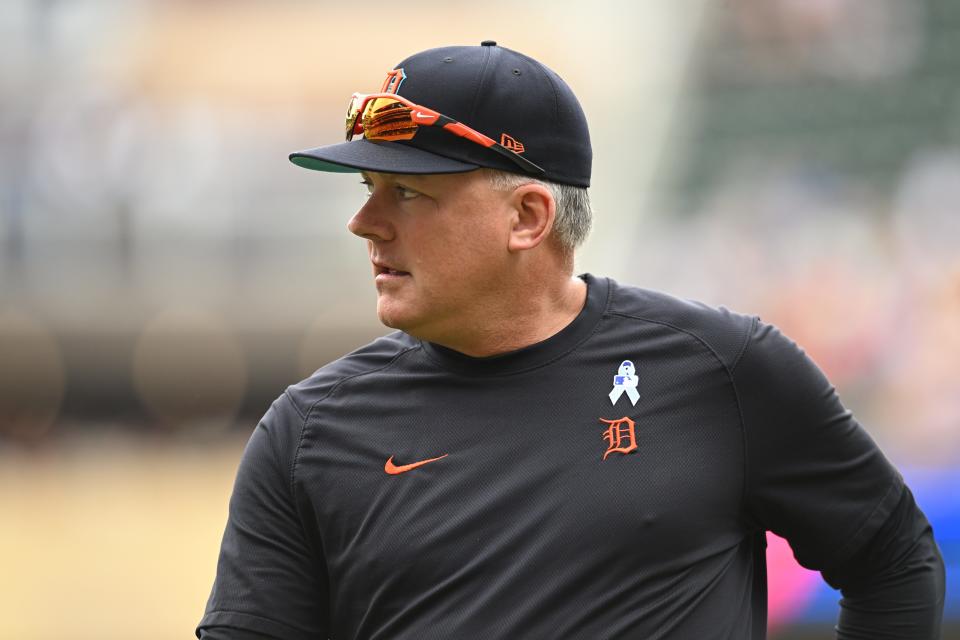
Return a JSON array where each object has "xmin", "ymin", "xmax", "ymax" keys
[{"xmin": 197, "ymin": 274, "xmax": 916, "ymax": 640}]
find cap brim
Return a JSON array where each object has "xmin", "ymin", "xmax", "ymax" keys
[{"xmin": 289, "ymin": 138, "xmax": 480, "ymax": 175}]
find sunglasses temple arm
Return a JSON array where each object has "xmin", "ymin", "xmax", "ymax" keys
[
  {"xmin": 489, "ymin": 143, "xmax": 547, "ymax": 176},
  {"xmin": 425, "ymin": 113, "xmax": 546, "ymax": 177}
]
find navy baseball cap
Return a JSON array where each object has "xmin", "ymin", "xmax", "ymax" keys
[{"xmin": 289, "ymin": 41, "xmax": 592, "ymax": 187}]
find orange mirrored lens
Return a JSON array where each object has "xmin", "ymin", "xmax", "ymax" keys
[
  {"xmin": 345, "ymin": 94, "xmax": 364, "ymax": 140},
  {"xmin": 361, "ymin": 97, "xmax": 417, "ymax": 141}
]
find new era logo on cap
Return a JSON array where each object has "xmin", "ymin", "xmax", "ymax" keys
[{"xmin": 500, "ymin": 134, "xmax": 525, "ymax": 154}]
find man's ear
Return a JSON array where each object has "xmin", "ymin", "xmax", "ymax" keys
[{"xmin": 507, "ymin": 184, "xmax": 555, "ymax": 252}]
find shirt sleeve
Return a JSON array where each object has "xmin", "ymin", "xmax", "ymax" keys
[
  {"xmin": 196, "ymin": 393, "xmax": 330, "ymax": 640},
  {"xmin": 734, "ymin": 320, "xmax": 904, "ymax": 568},
  {"xmin": 825, "ymin": 485, "xmax": 945, "ymax": 640},
  {"xmin": 732, "ymin": 320, "xmax": 944, "ymax": 637}
]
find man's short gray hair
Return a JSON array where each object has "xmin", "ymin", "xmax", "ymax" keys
[{"xmin": 486, "ymin": 170, "xmax": 593, "ymax": 253}]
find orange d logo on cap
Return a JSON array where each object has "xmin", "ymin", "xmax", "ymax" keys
[{"xmin": 381, "ymin": 69, "xmax": 406, "ymax": 94}]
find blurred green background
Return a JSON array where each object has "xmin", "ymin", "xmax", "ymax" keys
[{"xmin": 0, "ymin": 0, "xmax": 957, "ymax": 638}]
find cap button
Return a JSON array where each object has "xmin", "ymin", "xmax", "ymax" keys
[{"xmin": 480, "ymin": 40, "xmax": 497, "ymax": 47}]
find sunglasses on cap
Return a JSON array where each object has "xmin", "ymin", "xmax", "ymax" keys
[{"xmin": 345, "ymin": 92, "xmax": 546, "ymax": 177}]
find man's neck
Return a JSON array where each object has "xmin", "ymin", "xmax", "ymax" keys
[{"xmin": 424, "ymin": 274, "xmax": 588, "ymax": 358}]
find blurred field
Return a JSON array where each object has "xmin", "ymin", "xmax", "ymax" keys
[{"xmin": 0, "ymin": 435, "xmax": 244, "ymax": 640}]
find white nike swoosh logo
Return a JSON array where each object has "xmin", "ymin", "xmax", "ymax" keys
[{"xmin": 414, "ymin": 112, "xmax": 433, "ymax": 120}]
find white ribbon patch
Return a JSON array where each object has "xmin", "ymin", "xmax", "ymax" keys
[{"xmin": 608, "ymin": 359, "xmax": 640, "ymax": 406}]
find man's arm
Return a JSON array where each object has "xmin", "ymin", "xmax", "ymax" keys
[
  {"xmin": 824, "ymin": 485, "xmax": 945, "ymax": 639},
  {"xmin": 197, "ymin": 393, "xmax": 330, "ymax": 640},
  {"xmin": 732, "ymin": 320, "xmax": 945, "ymax": 638}
]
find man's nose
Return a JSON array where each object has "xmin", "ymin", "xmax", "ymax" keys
[{"xmin": 347, "ymin": 196, "xmax": 394, "ymax": 242}]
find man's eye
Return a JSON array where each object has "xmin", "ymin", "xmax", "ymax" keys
[
  {"xmin": 396, "ymin": 185, "xmax": 419, "ymax": 200},
  {"xmin": 359, "ymin": 180, "xmax": 374, "ymax": 197}
]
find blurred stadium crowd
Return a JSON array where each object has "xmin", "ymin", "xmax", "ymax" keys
[
  {"xmin": 652, "ymin": 0, "xmax": 960, "ymax": 467},
  {"xmin": 0, "ymin": 0, "xmax": 957, "ymax": 638}
]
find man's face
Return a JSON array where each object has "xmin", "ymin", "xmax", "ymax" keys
[{"xmin": 347, "ymin": 170, "xmax": 513, "ymax": 343}]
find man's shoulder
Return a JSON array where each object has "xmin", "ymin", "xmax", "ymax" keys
[
  {"xmin": 284, "ymin": 330, "xmax": 419, "ymax": 415},
  {"xmin": 604, "ymin": 277, "xmax": 758, "ymax": 370}
]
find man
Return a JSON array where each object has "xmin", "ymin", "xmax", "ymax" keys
[{"xmin": 197, "ymin": 42, "xmax": 944, "ymax": 639}]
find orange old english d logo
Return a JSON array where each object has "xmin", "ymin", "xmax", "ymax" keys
[
  {"xmin": 381, "ymin": 69, "xmax": 407, "ymax": 94},
  {"xmin": 599, "ymin": 417, "xmax": 637, "ymax": 460}
]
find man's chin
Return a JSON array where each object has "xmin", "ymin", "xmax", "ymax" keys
[
  {"xmin": 377, "ymin": 313, "xmax": 404, "ymax": 331},
  {"xmin": 375, "ymin": 301, "xmax": 417, "ymax": 333},
  {"xmin": 377, "ymin": 303, "xmax": 443, "ymax": 344}
]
